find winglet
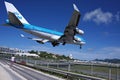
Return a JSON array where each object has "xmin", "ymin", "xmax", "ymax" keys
[{"xmin": 73, "ymin": 4, "xmax": 79, "ymax": 12}]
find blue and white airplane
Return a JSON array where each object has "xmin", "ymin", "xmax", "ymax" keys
[{"xmin": 4, "ymin": 1, "xmax": 85, "ymax": 49}]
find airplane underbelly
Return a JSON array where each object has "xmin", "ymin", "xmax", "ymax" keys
[{"xmin": 23, "ymin": 29, "xmax": 60, "ymax": 41}]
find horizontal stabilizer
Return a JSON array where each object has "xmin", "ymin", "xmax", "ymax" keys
[
  {"xmin": 20, "ymin": 34, "xmax": 25, "ymax": 37},
  {"xmin": 1, "ymin": 23, "xmax": 11, "ymax": 26}
]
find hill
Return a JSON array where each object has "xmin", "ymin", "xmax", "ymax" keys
[
  {"xmin": 28, "ymin": 50, "xmax": 71, "ymax": 60},
  {"xmin": 94, "ymin": 58, "xmax": 120, "ymax": 63}
]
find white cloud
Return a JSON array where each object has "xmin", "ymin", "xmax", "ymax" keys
[
  {"xmin": 102, "ymin": 47, "xmax": 120, "ymax": 53},
  {"xmin": 115, "ymin": 11, "xmax": 120, "ymax": 22},
  {"xmin": 83, "ymin": 8, "xmax": 113, "ymax": 24},
  {"xmin": 87, "ymin": 47, "xmax": 120, "ymax": 59},
  {"xmin": 101, "ymin": 47, "xmax": 120, "ymax": 58},
  {"xmin": 103, "ymin": 31, "xmax": 120, "ymax": 36},
  {"xmin": 67, "ymin": 47, "xmax": 120, "ymax": 60}
]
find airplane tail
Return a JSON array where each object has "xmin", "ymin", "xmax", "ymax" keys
[{"xmin": 4, "ymin": 1, "xmax": 29, "ymax": 27}]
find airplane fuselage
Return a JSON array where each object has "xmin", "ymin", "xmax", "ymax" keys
[{"xmin": 19, "ymin": 24, "xmax": 84, "ymax": 45}]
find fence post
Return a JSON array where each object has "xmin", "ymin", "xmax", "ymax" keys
[
  {"xmin": 68, "ymin": 62, "xmax": 71, "ymax": 71},
  {"xmin": 116, "ymin": 64, "xmax": 119, "ymax": 80},
  {"xmin": 108, "ymin": 63, "xmax": 111, "ymax": 80},
  {"xmin": 91, "ymin": 63, "xmax": 93, "ymax": 75},
  {"xmin": 57, "ymin": 63, "xmax": 59, "ymax": 69},
  {"xmin": 34, "ymin": 60, "xmax": 37, "ymax": 66}
]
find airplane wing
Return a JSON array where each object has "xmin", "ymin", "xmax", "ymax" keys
[
  {"xmin": 20, "ymin": 34, "xmax": 49, "ymax": 44},
  {"xmin": 68, "ymin": 4, "xmax": 80, "ymax": 27},
  {"xmin": 59, "ymin": 4, "xmax": 80, "ymax": 43}
]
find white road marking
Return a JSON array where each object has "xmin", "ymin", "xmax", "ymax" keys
[{"xmin": 0, "ymin": 62, "xmax": 27, "ymax": 80}]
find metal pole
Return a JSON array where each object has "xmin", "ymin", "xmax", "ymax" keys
[
  {"xmin": 108, "ymin": 63, "xmax": 111, "ymax": 80},
  {"xmin": 57, "ymin": 63, "xmax": 59, "ymax": 69},
  {"xmin": 47, "ymin": 62, "xmax": 49, "ymax": 68},
  {"xmin": 68, "ymin": 62, "xmax": 71, "ymax": 71},
  {"xmin": 116, "ymin": 64, "xmax": 119, "ymax": 80},
  {"xmin": 34, "ymin": 60, "xmax": 37, "ymax": 66},
  {"xmin": 91, "ymin": 63, "xmax": 93, "ymax": 75}
]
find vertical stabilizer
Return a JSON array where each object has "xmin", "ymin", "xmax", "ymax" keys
[{"xmin": 4, "ymin": 1, "xmax": 29, "ymax": 25}]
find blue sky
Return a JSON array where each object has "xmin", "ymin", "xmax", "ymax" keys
[{"xmin": 0, "ymin": 0, "xmax": 120, "ymax": 60}]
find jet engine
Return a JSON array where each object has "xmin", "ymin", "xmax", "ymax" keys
[{"xmin": 75, "ymin": 28, "xmax": 84, "ymax": 35}]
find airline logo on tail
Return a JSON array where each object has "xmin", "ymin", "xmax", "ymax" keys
[
  {"xmin": 14, "ymin": 12, "xmax": 23, "ymax": 19},
  {"xmin": 5, "ymin": 1, "xmax": 29, "ymax": 25}
]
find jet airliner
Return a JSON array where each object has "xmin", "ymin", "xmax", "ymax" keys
[{"xmin": 4, "ymin": 1, "xmax": 85, "ymax": 49}]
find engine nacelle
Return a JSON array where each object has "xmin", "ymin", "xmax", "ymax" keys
[{"xmin": 75, "ymin": 28, "xmax": 84, "ymax": 35}]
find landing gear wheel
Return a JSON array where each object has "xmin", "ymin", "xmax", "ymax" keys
[
  {"xmin": 52, "ymin": 41, "xmax": 59, "ymax": 47},
  {"xmin": 62, "ymin": 42, "xmax": 66, "ymax": 45},
  {"xmin": 80, "ymin": 45, "xmax": 82, "ymax": 49}
]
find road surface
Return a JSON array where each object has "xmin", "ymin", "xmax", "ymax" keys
[{"xmin": 0, "ymin": 60, "xmax": 64, "ymax": 80}]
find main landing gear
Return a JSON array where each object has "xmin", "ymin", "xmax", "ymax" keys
[
  {"xmin": 52, "ymin": 41, "xmax": 59, "ymax": 47},
  {"xmin": 80, "ymin": 45, "xmax": 82, "ymax": 49}
]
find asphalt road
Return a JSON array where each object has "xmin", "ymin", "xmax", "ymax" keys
[
  {"xmin": 0, "ymin": 60, "xmax": 26, "ymax": 80},
  {"xmin": 0, "ymin": 60, "xmax": 64, "ymax": 80}
]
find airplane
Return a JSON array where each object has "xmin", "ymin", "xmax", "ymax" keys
[{"xmin": 4, "ymin": 1, "xmax": 85, "ymax": 49}]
